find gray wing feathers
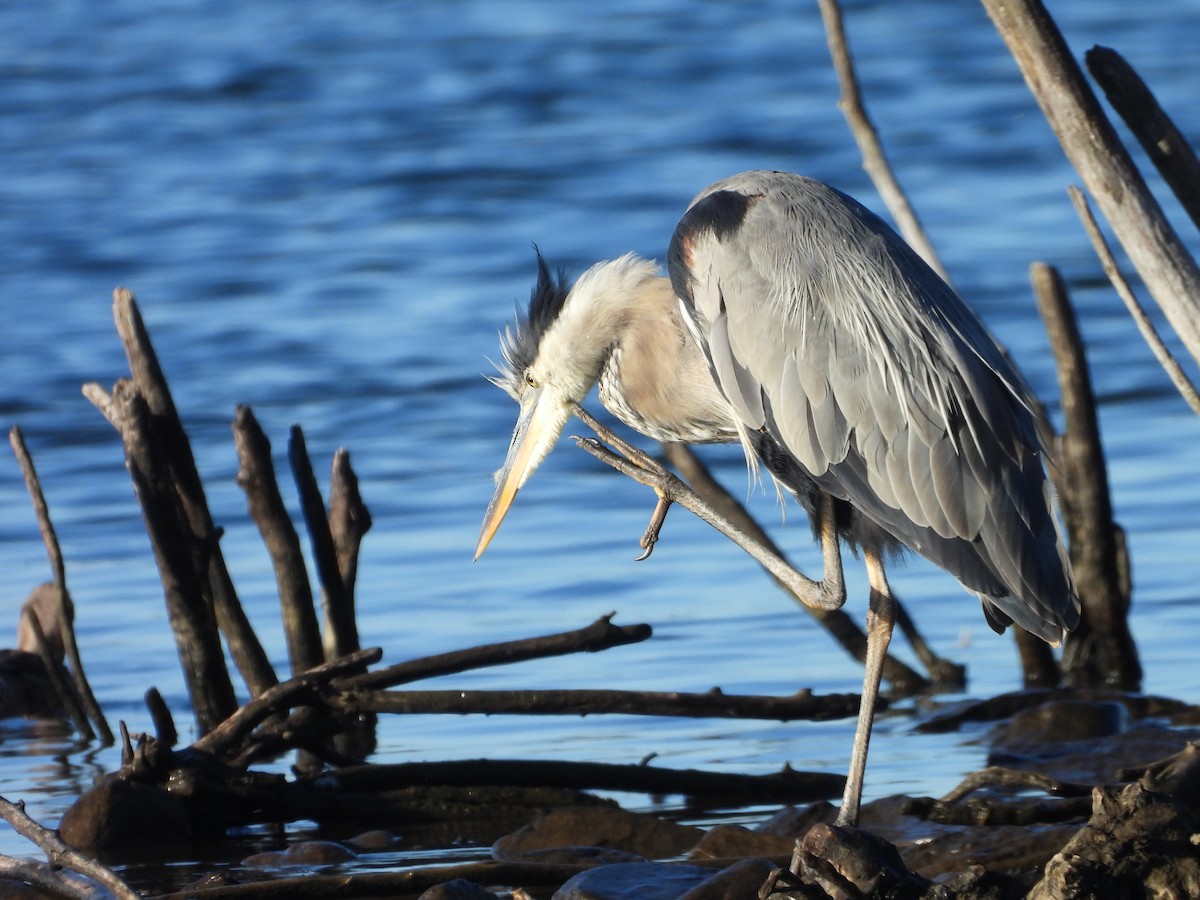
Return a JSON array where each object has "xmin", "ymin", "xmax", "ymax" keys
[{"xmin": 672, "ymin": 171, "xmax": 1078, "ymax": 638}]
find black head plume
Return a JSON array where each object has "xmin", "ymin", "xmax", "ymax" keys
[{"xmin": 492, "ymin": 246, "xmax": 571, "ymax": 398}]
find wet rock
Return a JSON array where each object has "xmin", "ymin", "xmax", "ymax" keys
[
  {"xmin": 678, "ymin": 857, "xmax": 779, "ymax": 899},
  {"xmin": 241, "ymin": 839, "xmax": 357, "ymax": 868},
  {"xmin": 989, "ymin": 699, "xmax": 1129, "ymax": 761},
  {"xmin": 552, "ymin": 861, "xmax": 715, "ymax": 899},
  {"xmin": 58, "ymin": 777, "xmax": 190, "ymax": 850},
  {"xmin": 493, "ymin": 806, "xmax": 703, "ymax": 861},
  {"xmin": 686, "ymin": 823, "xmax": 795, "ymax": 860},
  {"xmin": 756, "ymin": 801, "xmax": 838, "ymax": 837},
  {"xmin": 418, "ymin": 878, "xmax": 502, "ymax": 899},
  {"xmin": 346, "ymin": 828, "xmax": 403, "ymax": 850},
  {"xmin": 1028, "ymin": 784, "xmax": 1200, "ymax": 899}
]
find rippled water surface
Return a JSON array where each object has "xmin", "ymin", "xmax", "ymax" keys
[{"xmin": 2, "ymin": 0, "xmax": 1199, "ymax": 880}]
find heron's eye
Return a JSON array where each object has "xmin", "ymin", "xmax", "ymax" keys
[{"xmin": 525, "ymin": 372, "xmax": 539, "ymax": 388}]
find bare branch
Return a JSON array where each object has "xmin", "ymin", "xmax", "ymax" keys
[{"xmin": 816, "ymin": 0, "xmax": 950, "ymax": 284}]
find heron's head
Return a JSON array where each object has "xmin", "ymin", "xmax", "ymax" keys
[{"xmin": 475, "ymin": 250, "xmax": 660, "ymax": 559}]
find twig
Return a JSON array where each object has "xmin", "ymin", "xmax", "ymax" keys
[
  {"xmin": 290, "ymin": 426, "xmax": 359, "ymax": 661},
  {"xmin": 338, "ymin": 686, "xmax": 864, "ymax": 722},
  {"xmin": 233, "ymin": 406, "xmax": 324, "ymax": 676},
  {"xmin": 981, "ymin": 0, "xmax": 1200, "ymax": 367},
  {"xmin": 1066, "ymin": 187, "xmax": 1200, "ymax": 415},
  {"xmin": 110, "ymin": 288, "xmax": 279, "ymax": 698},
  {"xmin": 8, "ymin": 427, "xmax": 111, "ymax": 743},
  {"xmin": 1086, "ymin": 46, "xmax": 1200, "ymax": 233},
  {"xmin": 0, "ymin": 795, "xmax": 139, "ymax": 900},
  {"xmin": 816, "ymin": 0, "xmax": 950, "ymax": 284},
  {"xmin": 342, "ymin": 613, "xmax": 652, "ymax": 691}
]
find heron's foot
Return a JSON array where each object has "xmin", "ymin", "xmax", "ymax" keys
[{"xmin": 634, "ymin": 491, "xmax": 672, "ymax": 561}]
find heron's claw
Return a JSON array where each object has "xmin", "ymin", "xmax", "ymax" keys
[{"xmin": 635, "ymin": 492, "xmax": 672, "ymax": 561}]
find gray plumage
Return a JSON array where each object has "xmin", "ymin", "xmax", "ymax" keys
[{"xmin": 667, "ymin": 171, "xmax": 1077, "ymax": 642}]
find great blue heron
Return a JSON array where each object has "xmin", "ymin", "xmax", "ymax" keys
[{"xmin": 475, "ymin": 169, "xmax": 1079, "ymax": 827}]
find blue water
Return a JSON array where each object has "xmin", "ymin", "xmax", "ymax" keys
[{"xmin": 2, "ymin": 0, "xmax": 1199, "ymax": 873}]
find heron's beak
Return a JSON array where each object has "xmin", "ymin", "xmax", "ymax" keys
[{"xmin": 475, "ymin": 386, "xmax": 563, "ymax": 560}]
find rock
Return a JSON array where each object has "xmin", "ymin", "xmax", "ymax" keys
[
  {"xmin": 990, "ymin": 699, "xmax": 1130, "ymax": 757},
  {"xmin": 755, "ymin": 801, "xmax": 838, "ymax": 837},
  {"xmin": 686, "ymin": 823, "xmax": 795, "ymax": 860},
  {"xmin": 418, "ymin": 878, "xmax": 502, "ymax": 899},
  {"xmin": 677, "ymin": 857, "xmax": 779, "ymax": 899},
  {"xmin": 58, "ymin": 777, "xmax": 191, "ymax": 850},
  {"xmin": 346, "ymin": 828, "xmax": 403, "ymax": 850},
  {"xmin": 552, "ymin": 862, "xmax": 715, "ymax": 899},
  {"xmin": 241, "ymin": 840, "xmax": 357, "ymax": 868},
  {"xmin": 1028, "ymin": 785, "xmax": 1200, "ymax": 899},
  {"xmin": 493, "ymin": 806, "xmax": 703, "ymax": 861}
]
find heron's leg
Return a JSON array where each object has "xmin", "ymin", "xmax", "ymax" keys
[{"xmin": 833, "ymin": 548, "xmax": 895, "ymax": 829}]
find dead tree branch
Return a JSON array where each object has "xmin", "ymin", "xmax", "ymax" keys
[
  {"xmin": 1086, "ymin": 46, "xmax": 1200, "ymax": 233},
  {"xmin": 981, "ymin": 0, "xmax": 1200, "ymax": 366}
]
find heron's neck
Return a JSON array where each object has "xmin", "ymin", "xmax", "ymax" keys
[{"xmin": 547, "ymin": 255, "xmax": 664, "ymax": 395}]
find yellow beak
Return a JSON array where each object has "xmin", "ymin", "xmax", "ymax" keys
[{"xmin": 475, "ymin": 387, "xmax": 559, "ymax": 560}]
